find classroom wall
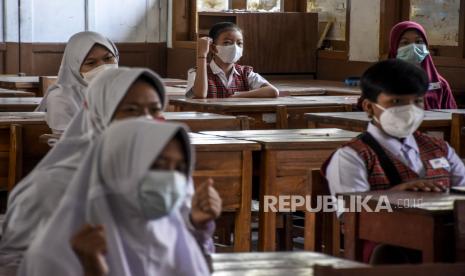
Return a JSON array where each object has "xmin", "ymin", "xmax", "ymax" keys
[{"xmin": 0, "ymin": 0, "xmax": 169, "ymax": 76}]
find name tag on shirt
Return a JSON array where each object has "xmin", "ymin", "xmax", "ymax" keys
[
  {"xmin": 428, "ymin": 82, "xmax": 442, "ymax": 91},
  {"xmin": 429, "ymin": 157, "xmax": 450, "ymax": 170}
]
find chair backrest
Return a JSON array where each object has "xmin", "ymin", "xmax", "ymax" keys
[
  {"xmin": 450, "ymin": 112, "xmax": 465, "ymax": 158},
  {"xmin": 39, "ymin": 76, "xmax": 57, "ymax": 97},
  {"xmin": 454, "ymin": 200, "xmax": 465, "ymax": 262}
]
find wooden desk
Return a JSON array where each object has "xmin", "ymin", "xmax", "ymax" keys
[
  {"xmin": 201, "ymin": 128, "xmax": 360, "ymax": 251},
  {"xmin": 165, "ymin": 86, "xmax": 186, "ymax": 99},
  {"xmin": 0, "ymin": 89, "xmax": 35, "ymax": 98},
  {"xmin": 0, "ymin": 112, "xmax": 50, "ymax": 191},
  {"xmin": 211, "ymin": 251, "xmax": 366, "ymax": 275},
  {"xmin": 190, "ymin": 133, "xmax": 261, "ymax": 251},
  {"xmin": 0, "ymin": 97, "xmax": 42, "ymax": 112},
  {"xmin": 0, "ymin": 76, "xmax": 40, "ymax": 94},
  {"xmin": 171, "ymin": 96, "xmax": 358, "ymax": 129},
  {"xmin": 305, "ymin": 111, "xmax": 452, "ymax": 141},
  {"xmin": 163, "ymin": 78, "xmax": 187, "ymax": 86},
  {"xmin": 342, "ymin": 191, "xmax": 465, "ymax": 263},
  {"xmin": 270, "ymin": 79, "xmax": 361, "ymax": 96},
  {"xmin": 164, "ymin": 112, "xmax": 248, "ymax": 131}
]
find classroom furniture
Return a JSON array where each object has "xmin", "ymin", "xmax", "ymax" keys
[
  {"xmin": 454, "ymin": 200, "xmax": 465, "ymax": 262},
  {"xmin": 269, "ymin": 79, "xmax": 361, "ymax": 96},
  {"xmin": 190, "ymin": 133, "xmax": 261, "ymax": 252},
  {"xmin": 0, "ymin": 98, "xmax": 42, "ymax": 112},
  {"xmin": 39, "ymin": 76, "xmax": 57, "ymax": 97},
  {"xmin": 0, "ymin": 112, "xmax": 50, "ymax": 191},
  {"xmin": 164, "ymin": 112, "xmax": 250, "ymax": 131},
  {"xmin": 211, "ymin": 251, "xmax": 366, "ymax": 276},
  {"xmin": 0, "ymin": 76, "xmax": 40, "ymax": 95},
  {"xmin": 197, "ymin": 12, "xmax": 318, "ymax": 74},
  {"xmin": 0, "ymin": 89, "xmax": 35, "ymax": 98},
  {"xmin": 342, "ymin": 191, "xmax": 465, "ymax": 263},
  {"xmin": 171, "ymin": 96, "xmax": 358, "ymax": 129},
  {"xmin": 433, "ymin": 109, "xmax": 465, "ymax": 157},
  {"xmin": 313, "ymin": 263, "xmax": 465, "ymax": 276},
  {"xmin": 163, "ymin": 78, "xmax": 187, "ymax": 86},
  {"xmin": 305, "ymin": 111, "xmax": 452, "ymax": 141},
  {"xmin": 201, "ymin": 128, "xmax": 360, "ymax": 251}
]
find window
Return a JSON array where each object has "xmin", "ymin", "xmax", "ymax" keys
[
  {"xmin": 197, "ymin": 0, "xmax": 229, "ymax": 12},
  {"xmin": 247, "ymin": 0, "xmax": 281, "ymax": 11},
  {"xmin": 307, "ymin": 0, "xmax": 347, "ymax": 41}
]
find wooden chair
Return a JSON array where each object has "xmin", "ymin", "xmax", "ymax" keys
[
  {"xmin": 39, "ymin": 76, "xmax": 57, "ymax": 97},
  {"xmin": 450, "ymin": 112, "xmax": 465, "ymax": 158},
  {"xmin": 313, "ymin": 263, "xmax": 465, "ymax": 276},
  {"xmin": 454, "ymin": 200, "xmax": 465, "ymax": 262}
]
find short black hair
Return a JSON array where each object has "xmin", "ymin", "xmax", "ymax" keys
[
  {"xmin": 208, "ymin": 22, "xmax": 242, "ymax": 42},
  {"xmin": 361, "ymin": 59, "xmax": 428, "ymax": 102}
]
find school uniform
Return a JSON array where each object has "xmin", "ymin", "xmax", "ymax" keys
[
  {"xmin": 185, "ymin": 60, "xmax": 269, "ymax": 98},
  {"xmin": 325, "ymin": 123, "xmax": 465, "ymax": 263},
  {"xmin": 326, "ymin": 123, "xmax": 465, "ymax": 195}
]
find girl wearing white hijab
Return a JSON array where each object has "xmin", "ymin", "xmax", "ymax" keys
[
  {"xmin": 36, "ymin": 31, "xmax": 119, "ymax": 134},
  {"xmin": 20, "ymin": 119, "xmax": 221, "ymax": 276},
  {"xmin": 0, "ymin": 68, "xmax": 166, "ymax": 267}
]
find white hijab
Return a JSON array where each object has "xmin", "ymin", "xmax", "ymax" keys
[
  {"xmin": 19, "ymin": 119, "xmax": 209, "ymax": 276},
  {"xmin": 36, "ymin": 31, "xmax": 119, "ymax": 133},
  {"xmin": 0, "ymin": 68, "xmax": 167, "ymax": 267}
]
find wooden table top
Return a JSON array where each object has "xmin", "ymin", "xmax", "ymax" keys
[
  {"xmin": 171, "ymin": 96, "xmax": 359, "ymax": 112},
  {"xmin": 305, "ymin": 111, "xmax": 451, "ymax": 128},
  {"xmin": 164, "ymin": 111, "xmax": 236, "ymax": 120},
  {"xmin": 211, "ymin": 251, "xmax": 366, "ymax": 275},
  {"xmin": 341, "ymin": 190, "xmax": 465, "ymax": 216},
  {"xmin": 165, "ymin": 86, "xmax": 186, "ymax": 99},
  {"xmin": 270, "ymin": 79, "xmax": 361, "ymax": 96},
  {"xmin": 0, "ymin": 98, "xmax": 42, "ymax": 111},
  {"xmin": 189, "ymin": 133, "xmax": 261, "ymax": 151},
  {"xmin": 433, "ymin": 109, "xmax": 465, "ymax": 114},
  {"xmin": 162, "ymin": 78, "xmax": 187, "ymax": 86},
  {"xmin": 0, "ymin": 112, "xmax": 45, "ymax": 124},
  {"xmin": 0, "ymin": 88, "xmax": 36, "ymax": 97},
  {"xmin": 201, "ymin": 128, "xmax": 360, "ymax": 149},
  {"xmin": 0, "ymin": 76, "xmax": 40, "ymax": 84}
]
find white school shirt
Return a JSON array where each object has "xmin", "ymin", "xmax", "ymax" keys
[
  {"xmin": 185, "ymin": 60, "xmax": 269, "ymax": 93},
  {"xmin": 326, "ymin": 123, "xmax": 465, "ymax": 198}
]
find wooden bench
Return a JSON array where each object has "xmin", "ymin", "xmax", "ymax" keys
[
  {"xmin": 201, "ymin": 128, "xmax": 360, "ymax": 251},
  {"xmin": 211, "ymin": 251, "xmax": 366, "ymax": 275},
  {"xmin": 0, "ymin": 98, "xmax": 42, "ymax": 112},
  {"xmin": 190, "ymin": 133, "xmax": 261, "ymax": 252},
  {"xmin": 342, "ymin": 191, "xmax": 465, "ymax": 263},
  {"xmin": 305, "ymin": 111, "xmax": 452, "ymax": 141},
  {"xmin": 171, "ymin": 96, "xmax": 358, "ymax": 129}
]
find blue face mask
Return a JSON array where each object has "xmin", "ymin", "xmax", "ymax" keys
[
  {"xmin": 396, "ymin": 43, "xmax": 429, "ymax": 64},
  {"xmin": 138, "ymin": 171, "xmax": 187, "ymax": 220}
]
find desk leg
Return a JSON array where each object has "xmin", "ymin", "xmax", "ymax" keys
[
  {"xmin": 344, "ymin": 211, "xmax": 363, "ymax": 261},
  {"xmin": 258, "ymin": 150, "xmax": 277, "ymax": 251},
  {"xmin": 234, "ymin": 151, "xmax": 252, "ymax": 252}
]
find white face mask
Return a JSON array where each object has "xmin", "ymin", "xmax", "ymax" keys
[
  {"xmin": 396, "ymin": 43, "xmax": 429, "ymax": 64},
  {"xmin": 138, "ymin": 170, "xmax": 187, "ymax": 220},
  {"xmin": 215, "ymin": 44, "xmax": 243, "ymax": 64},
  {"xmin": 82, "ymin": 63, "xmax": 118, "ymax": 84},
  {"xmin": 373, "ymin": 104, "xmax": 424, "ymax": 138}
]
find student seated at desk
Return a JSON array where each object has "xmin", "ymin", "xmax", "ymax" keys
[
  {"xmin": 19, "ymin": 119, "xmax": 221, "ymax": 276},
  {"xmin": 0, "ymin": 68, "xmax": 167, "ymax": 267},
  {"xmin": 36, "ymin": 31, "xmax": 119, "ymax": 134},
  {"xmin": 389, "ymin": 21, "xmax": 457, "ymax": 110},
  {"xmin": 324, "ymin": 59, "xmax": 465, "ymax": 264},
  {"xmin": 185, "ymin": 22, "xmax": 278, "ymax": 99}
]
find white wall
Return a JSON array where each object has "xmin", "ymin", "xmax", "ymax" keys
[
  {"xmin": 348, "ymin": 0, "xmax": 381, "ymax": 62},
  {"xmin": 2, "ymin": 0, "xmax": 168, "ymax": 43}
]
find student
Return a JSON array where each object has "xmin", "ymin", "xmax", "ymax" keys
[
  {"xmin": 19, "ymin": 119, "xmax": 221, "ymax": 276},
  {"xmin": 324, "ymin": 59, "xmax": 465, "ymax": 263},
  {"xmin": 36, "ymin": 31, "xmax": 119, "ymax": 134},
  {"xmin": 185, "ymin": 22, "xmax": 279, "ymax": 99},
  {"xmin": 389, "ymin": 21, "xmax": 457, "ymax": 110},
  {"xmin": 0, "ymin": 68, "xmax": 166, "ymax": 267}
]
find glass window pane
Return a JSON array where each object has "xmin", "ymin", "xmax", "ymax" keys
[{"xmin": 307, "ymin": 0, "xmax": 347, "ymax": 41}]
